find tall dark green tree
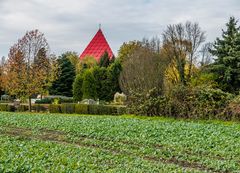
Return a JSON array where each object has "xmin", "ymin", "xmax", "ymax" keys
[
  {"xmin": 64, "ymin": 51, "xmax": 81, "ymax": 74},
  {"xmin": 90, "ymin": 60, "xmax": 122, "ymax": 101},
  {"xmin": 73, "ymin": 74, "xmax": 84, "ymax": 102},
  {"xmin": 92, "ymin": 66, "xmax": 111, "ymax": 101},
  {"xmin": 82, "ymin": 70, "xmax": 97, "ymax": 99},
  {"xmin": 99, "ymin": 51, "xmax": 110, "ymax": 67},
  {"xmin": 210, "ymin": 17, "xmax": 240, "ymax": 93},
  {"xmin": 49, "ymin": 54, "xmax": 75, "ymax": 97},
  {"xmin": 108, "ymin": 59, "xmax": 122, "ymax": 98},
  {"xmin": 110, "ymin": 55, "xmax": 116, "ymax": 64}
]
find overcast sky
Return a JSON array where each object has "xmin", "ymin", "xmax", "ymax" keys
[{"xmin": 0, "ymin": 0, "xmax": 239, "ymax": 58}]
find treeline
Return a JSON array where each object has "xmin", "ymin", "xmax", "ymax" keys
[
  {"xmin": 119, "ymin": 17, "xmax": 240, "ymax": 120},
  {"xmin": 0, "ymin": 32, "xmax": 122, "ymax": 111},
  {"xmin": 1, "ymin": 17, "xmax": 240, "ymax": 120},
  {"xmin": 47, "ymin": 51, "xmax": 122, "ymax": 102}
]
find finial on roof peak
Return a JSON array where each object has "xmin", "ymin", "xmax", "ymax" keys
[{"xmin": 99, "ymin": 23, "xmax": 101, "ymax": 30}]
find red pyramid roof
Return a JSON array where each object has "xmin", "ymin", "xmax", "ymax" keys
[{"xmin": 80, "ymin": 29, "xmax": 114, "ymax": 61}]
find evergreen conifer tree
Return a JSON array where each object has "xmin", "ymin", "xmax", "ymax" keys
[
  {"xmin": 99, "ymin": 51, "xmax": 110, "ymax": 67},
  {"xmin": 92, "ymin": 66, "xmax": 111, "ymax": 101},
  {"xmin": 73, "ymin": 74, "xmax": 84, "ymax": 102},
  {"xmin": 82, "ymin": 70, "xmax": 97, "ymax": 99},
  {"xmin": 210, "ymin": 17, "xmax": 240, "ymax": 92},
  {"xmin": 49, "ymin": 54, "xmax": 75, "ymax": 97},
  {"xmin": 107, "ymin": 59, "xmax": 122, "ymax": 99}
]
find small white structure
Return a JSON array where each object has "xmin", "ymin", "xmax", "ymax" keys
[
  {"xmin": 1, "ymin": 94, "xmax": 10, "ymax": 101},
  {"xmin": 114, "ymin": 92, "xmax": 127, "ymax": 104},
  {"xmin": 81, "ymin": 99, "xmax": 97, "ymax": 105}
]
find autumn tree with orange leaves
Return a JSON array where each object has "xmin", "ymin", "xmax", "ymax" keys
[
  {"xmin": 0, "ymin": 57, "xmax": 5, "ymax": 96},
  {"xmin": 1, "ymin": 30, "xmax": 58, "ymax": 111}
]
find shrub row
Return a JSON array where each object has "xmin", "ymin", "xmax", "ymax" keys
[
  {"xmin": 0, "ymin": 104, "xmax": 15, "ymax": 112},
  {"xmin": 0, "ymin": 101, "xmax": 10, "ymax": 104},
  {"xmin": 49, "ymin": 104, "xmax": 126, "ymax": 115},
  {"xmin": 0, "ymin": 103, "xmax": 126, "ymax": 115},
  {"xmin": 222, "ymin": 95, "xmax": 240, "ymax": 121},
  {"xmin": 128, "ymin": 86, "xmax": 239, "ymax": 121},
  {"xmin": 0, "ymin": 104, "xmax": 48, "ymax": 113}
]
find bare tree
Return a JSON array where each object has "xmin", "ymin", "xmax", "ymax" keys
[
  {"xmin": 119, "ymin": 46, "xmax": 168, "ymax": 96},
  {"xmin": 162, "ymin": 21, "xmax": 206, "ymax": 84},
  {"xmin": 185, "ymin": 22, "xmax": 206, "ymax": 78},
  {"xmin": 1, "ymin": 56, "xmax": 5, "ymax": 66},
  {"xmin": 142, "ymin": 36, "xmax": 161, "ymax": 53},
  {"xmin": 199, "ymin": 42, "xmax": 213, "ymax": 66}
]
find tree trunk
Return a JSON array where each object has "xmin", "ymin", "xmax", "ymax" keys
[
  {"xmin": 28, "ymin": 97, "xmax": 32, "ymax": 112},
  {"xmin": 177, "ymin": 60, "xmax": 186, "ymax": 85},
  {"xmin": 187, "ymin": 53, "xmax": 194, "ymax": 81}
]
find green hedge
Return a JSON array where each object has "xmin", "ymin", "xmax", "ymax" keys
[
  {"xmin": 61, "ymin": 104, "xmax": 75, "ymax": 114},
  {"xmin": 0, "ymin": 104, "xmax": 15, "ymax": 112},
  {"xmin": 88, "ymin": 105, "xmax": 117, "ymax": 115},
  {"xmin": 32, "ymin": 104, "xmax": 48, "ymax": 112},
  {"xmin": 16, "ymin": 105, "xmax": 29, "ymax": 112},
  {"xmin": 15, "ymin": 104, "xmax": 48, "ymax": 112},
  {"xmin": 48, "ymin": 104, "xmax": 126, "ymax": 115},
  {"xmin": 0, "ymin": 103, "xmax": 126, "ymax": 115},
  {"xmin": 75, "ymin": 104, "xmax": 88, "ymax": 114},
  {"xmin": 116, "ymin": 106, "xmax": 127, "ymax": 115},
  {"xmin": 0, "ymin": 101, "xmax": 10, "ymax": 104},
  {"xmin": 49, "ymin": 104, "xmax": 62, "ymax": 113}
]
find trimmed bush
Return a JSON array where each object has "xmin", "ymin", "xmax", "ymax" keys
[
  {"xmin": 0, "ymin": 104, "xmax": 15, "ymax": 112},
  {"xmin": 16, "ymin": 105, "xmax": 29, "ymax": 112},
  {"xmin": 0, "ymin": 102, "xmax": 127, "ymax": 116},
  {"xmin": 88, "ymin": 105, "xmax": 118, "ymax": 115},
  {"xmin": 0, "ymin": 101, "xmax": 10, "ymax": 104},
  {"xmin": 75, "ymin": 104, "xmax": 89, "ymax": 114},
  {"xmin": 116, "ymin": 106, "xmax": 127, "ymax": 115},
  {"xmin": 32, "ymin": 104, "xmax": 48, "ymax": 112},
  {"xmin": 75, "ymin": 104, "xmax": 126, "ymax": 115},
  {"xmin": 0, "ymin": 104, "xmax": 8, "ymax": 111},
  {"xmin": 105, "ymin": 105, "xmax": 118, "ymax": 115},
  {"xmin": 49, "ymin": 104, "xmax": 61, "ymax": 113},
  {"xmin": 88, "ymin": 105, "xmax": 102, "ymax": 115},
  {"xmin": 61, "ymin": 104, "xmax": 75, "ymax": 114}
]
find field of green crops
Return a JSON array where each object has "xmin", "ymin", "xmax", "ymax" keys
[{"xmin": 0, "ymin": 112, "xmax": 239, "ymax": 172}]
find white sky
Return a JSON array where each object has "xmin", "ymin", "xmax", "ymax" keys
[{"xmin": 0, "ymin": 0, "xmax": 239, "ymax": 57}]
